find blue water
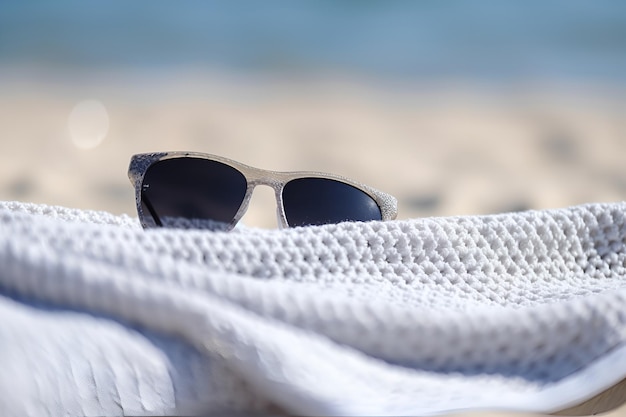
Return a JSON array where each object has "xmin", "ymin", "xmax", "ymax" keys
[{"xmin": 1, "ymin": 1, "xmax": 625, "ymax": 82}]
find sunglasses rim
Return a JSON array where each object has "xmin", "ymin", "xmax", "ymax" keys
[{"xmin": 128, "ymin": 151, "xmax": 398, "ymax": 230}]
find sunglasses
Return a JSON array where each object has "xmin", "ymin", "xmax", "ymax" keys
[{"xmin": 128, "ymin": 152, "xmax": 397, "ymax": 231}]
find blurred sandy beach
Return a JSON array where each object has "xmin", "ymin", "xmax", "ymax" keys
[
  {"xmin": 1, "ymin": 2, "xmax": 626, "ymax": 228},
  {"xmin": 1, "ymin": 71, "xmax": 625, "ymax": 228}
]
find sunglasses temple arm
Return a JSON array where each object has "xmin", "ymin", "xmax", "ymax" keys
[{"xmin": 140, "ymin": 191, "xmax": 163, "ymax": 227}]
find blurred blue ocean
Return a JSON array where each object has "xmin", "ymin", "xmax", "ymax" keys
[{"xmin": 1, "ymin": 1, "xmax": 626, "ymax": 82}]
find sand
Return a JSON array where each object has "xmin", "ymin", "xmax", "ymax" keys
[
  {"xmin": 2, "ymin": 72, "xmax": 625, "ymax": 227},
  {"xmin": 1, "ymin": 71, "xmax": 626, "ymax": 415}
]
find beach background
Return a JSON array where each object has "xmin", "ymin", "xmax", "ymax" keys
[
  {"xmin": 1, "ymin": 2, "xmax": 626, "ymax": 229},
  {"xmin": 2, "ymin": 2, "xmax": 626, "ymax": 415}
]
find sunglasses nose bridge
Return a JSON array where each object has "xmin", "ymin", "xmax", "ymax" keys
[
  {"xmin": 246, "ymin": 166, "xmax": 287, "ymax": 191},
  {"xmin": 245, "ymin": 171, "xmax": 290, "ymax": 228}
]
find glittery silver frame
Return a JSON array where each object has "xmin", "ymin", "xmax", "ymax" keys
[{"xmin": 128, "ymin": 151, "xmax": 398, "ymax": 230}]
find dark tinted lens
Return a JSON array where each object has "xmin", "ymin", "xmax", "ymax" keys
[
  {"xmin": 140, "ymin": 157, "xmax": 247, "ymax": 230},
  {"xmin": 282, "ymin": 178, "xmax": 382, "ymax": 227}
]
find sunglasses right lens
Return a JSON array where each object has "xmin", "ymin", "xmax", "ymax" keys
[
  {"xmin": 140, "ymin": 157, "xmax": 247, "ymax": 230},
  {"xmin": 282, "ymin": 177, "xmax": 382, "ymax": 227}
]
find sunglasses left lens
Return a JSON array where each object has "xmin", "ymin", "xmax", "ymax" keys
[
  {"xmin": 282, "ymin": 177, "xmax": 382, "ymax": 227},
  {"xmin": 140, "ymin": 157, "xmax": 247, "ymax": 230}
]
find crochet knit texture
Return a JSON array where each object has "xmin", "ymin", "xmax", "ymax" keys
[{"xmin": 2, "ymin": 200, "xmax": 626, "ymax": 416}]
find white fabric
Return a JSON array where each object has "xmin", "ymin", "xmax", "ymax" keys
[{"xmin": 2, "ymin": 200, "xmax": 626, "ymax": 416}]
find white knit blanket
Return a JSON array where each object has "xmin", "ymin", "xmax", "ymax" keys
[{"xmin": 2, "ymin": 201, "xmax": 626, "ymax": 416}]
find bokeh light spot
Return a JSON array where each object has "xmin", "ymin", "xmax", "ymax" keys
[{"xmin": 68, "ymin": 100, "xmax": 109, "ymax": 149}]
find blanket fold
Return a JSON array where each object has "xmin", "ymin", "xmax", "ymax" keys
[{"xmin": 1, "ymin": 201, "xmax": 626, "ymax": 416}]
